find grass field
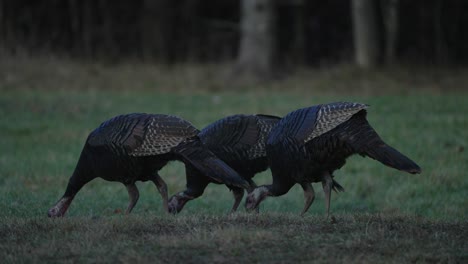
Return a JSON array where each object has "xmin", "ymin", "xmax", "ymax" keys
[{"xmin": 0, "ymin": 59, "xmax": 467, "ymax": 263}]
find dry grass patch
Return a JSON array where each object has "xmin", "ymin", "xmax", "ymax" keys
[{"xmin": 1, "ymin": 213, "xmax": 466, "ymax": 263}]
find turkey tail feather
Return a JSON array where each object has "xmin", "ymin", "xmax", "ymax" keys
[
  {"xmin": 364, "ymin": 143, "xmax": 421, "ymax": 174},
  {"xmin": 343, "ymin": 112, "xmax": 421, "ymax": 174},
  {"xmin": 332, "ymin": 179, "xmax": 345, "ymax": 193},
  {"xmin": 176, "ymin": 141, "xmax": 250, "ymax": 189}
]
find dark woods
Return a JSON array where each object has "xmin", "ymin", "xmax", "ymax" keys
[{"xmin": 1, "ymin": 0, "xmax": 467, "ymax": 66}]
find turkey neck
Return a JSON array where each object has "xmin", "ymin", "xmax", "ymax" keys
[{"xmin": 63, "ymin": 145, "xmax": 97, "ymax": 198}]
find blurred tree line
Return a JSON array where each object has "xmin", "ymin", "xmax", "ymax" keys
[{"xmin": 1, "ymin": 0, "xmax": 467, "ymax": 77}]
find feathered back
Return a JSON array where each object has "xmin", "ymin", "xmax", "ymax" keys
[
  {"xmin": 268, "ymin": 102, "xmax": 368, "ymax": 146},
  {"xmin": 199, "ymin": 114, "xmax": 280, "ymax": 160},
  {"xmin": 306, "ymin": 102, "xmax": 368, "ymax": 142},
  {"xmin": 87, "ymin": 113, "xmax": 199, "ymax": 156},
  {"xmin": 199, "ymin": 114, "xmax": 259, "ymax": 150},
  {"xmin": 247, "ymin": 114, "xmax": 281, "ymax": 158}
]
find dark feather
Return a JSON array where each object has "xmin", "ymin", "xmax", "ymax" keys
[
  {"xmin": 48, "ymin": 113, "xmax": 248, "ymax": 217},
  {"xmin": 168, "ymin": 114, "xmax": 281, "ymax": 213},
  {"xmin": 261, "ymin": 102, "xmax": 421, "ymax": 215}
]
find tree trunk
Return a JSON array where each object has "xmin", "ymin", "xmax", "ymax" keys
[
  {"xmin": 98, "ymin": 0, "xmax": 115, "ymax": 59},
  {"xmin": 68, "ymin": 0, "xmax": 80, "ymax": 56},
  {"xmin": 292, "ymin": 0, "xmax": 306, "ymax": 65},
  {"xmin": 434, "ymin": 0, "xmax": 447, "ymax": 64},
  {"xmin": 2, "ymin": 0, "xmax": 13, "ymax": 53},
  {"xmin": 140, "ymin": 0, "xmax": 173, "ymax": 63},
  {"xmin": 236, "ymin": 0, "xmax": 276, "ymax": 79},
  {"xmin": 179, "ymin": 0, "xmax": 199, "ymax": 62},
  {"xmin": 0, "ymin": 0, "xmax": 3, "ymax": 47},
  {"xmin": 351, "ymin": 0, "xmax": 380, "ymax": 68},
  {"xmin": 82, "ymin": 1, "xmax": 93, "ymax": 58},
  {"xmin": 381, "ymin": 0, "xmax": 399, "ymax": 64}
]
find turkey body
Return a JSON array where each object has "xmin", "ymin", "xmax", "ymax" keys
[
  {"xmin": 48, "ymin": 113, "xmax": 248, "ymax": 217},
  {"xmin": 245, "ymin": 102, "xmax": 421, "ymax": 215},
  {"xmin": 168, "ymin": 114, "xmax": 280, "ymax": 213}
]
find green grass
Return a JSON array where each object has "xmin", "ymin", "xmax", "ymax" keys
[{"xmin": 0, "ymin": 59, "xmax": 467, "ymax": 262}]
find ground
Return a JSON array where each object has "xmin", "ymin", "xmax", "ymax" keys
[{"xmin": 0, "ymin": 58, "xmax": 466, "ymax": 262}]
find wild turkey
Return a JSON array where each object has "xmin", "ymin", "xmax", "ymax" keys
[
  {"xmin": 245, "ymin": 102, "xmax": 421, "ymax": 216},
  {"xmin": 47, "ymin": 113, "xmax": 249, "ymax": 217},
  {"xmin": 168, "ymin": 114, "xmax": 280, "ymax": 213}
]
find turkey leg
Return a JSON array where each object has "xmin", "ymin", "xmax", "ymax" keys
[
  {"xmin": 300, "ymin": 183, "xmax": 315, "ymax": 216},
  {"xmin": 322, "ymin": 172, "xmax": 333, "ymax": 217},
  {"xmin": 125, "ymin": 183, "xmax": 140, "ymax": 214},
  {"xmin": 151, "ymin": 173, "xmax": 169, "ymax": 213}
]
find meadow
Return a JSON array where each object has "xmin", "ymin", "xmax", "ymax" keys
[{"xmin": 0, "ymin": 59, "xmax": 467, "ymax": 263}]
